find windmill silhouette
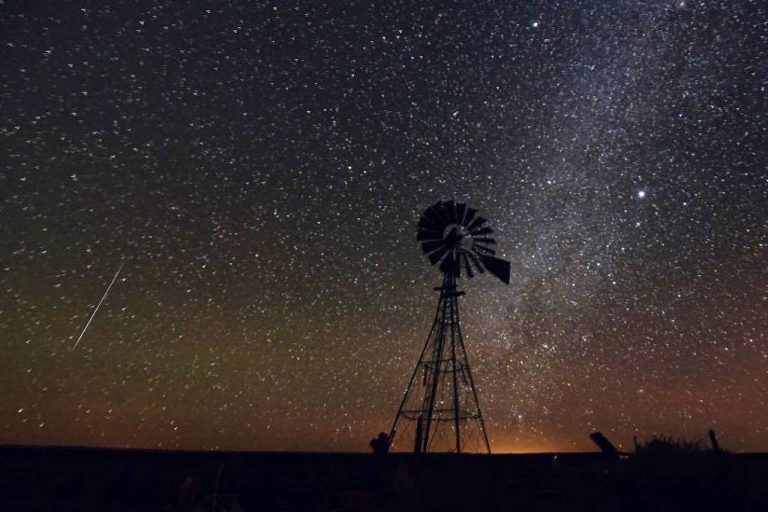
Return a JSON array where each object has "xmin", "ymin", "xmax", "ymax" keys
[{"xmin": 389, "ymin": 200, "xmax": 510, "ymax": 453}]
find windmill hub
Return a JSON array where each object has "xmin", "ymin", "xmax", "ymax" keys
[
  {"xmin": 388, "ymin": 200, "xmax": 512, "ymax": 454},
  {"xmin": 444, "ymin": 224, "xmax": 471, "ymax": 248}
]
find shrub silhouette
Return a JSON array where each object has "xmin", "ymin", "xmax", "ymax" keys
[
  {"xmin": 635, "ymin": 435, "xmax": 705, "ymax": 457},
  {"xmin": 626, "ymin": 435, "xmax": 738, "ymax": 511}
]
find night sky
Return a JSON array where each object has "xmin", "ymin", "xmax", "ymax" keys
[{"xmin": 1, "ymin": 1, "xmax": 767, "ymax": 453}]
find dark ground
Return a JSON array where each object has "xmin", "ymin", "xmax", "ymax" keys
[{"xmin": 1, "ymin": 445, "xmax": 767, "ymax": 511}]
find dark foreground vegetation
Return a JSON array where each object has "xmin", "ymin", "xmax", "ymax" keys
[{"xmin": 1, "ymin": 444, "xmax": 767, "ymax": 511}]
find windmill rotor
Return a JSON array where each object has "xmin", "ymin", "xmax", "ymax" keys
[{"xmin": 418, "ymin": 200, "xmax": 511, "ymax": 284}]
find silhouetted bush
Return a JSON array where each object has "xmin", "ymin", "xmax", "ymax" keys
[
  {"xmin": 635, "ymin": 435, "xmax": 705, "ymax": 457},
  {"xmin": 625, "ymin": 435, "xmax": 738, "ymax": 511},
  {"xmin": 632, "ymin": 434, "xmax": 718, "ymax": 477}
]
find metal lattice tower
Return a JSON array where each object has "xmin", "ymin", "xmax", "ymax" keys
[{"xmin": 389, "ymin": 200, "xmax": 510, "ymax": 454}]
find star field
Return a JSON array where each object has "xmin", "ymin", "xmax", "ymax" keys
[{"xmin": 1, "ymin": 1, "xmax": 767, "ymax": 452}]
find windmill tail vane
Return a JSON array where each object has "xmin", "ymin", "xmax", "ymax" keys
[{"xmin": 388, "ymin": 200, "xmax": 510, "ymax": 454}]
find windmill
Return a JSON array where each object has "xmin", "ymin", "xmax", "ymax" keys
[{"xmin": 388, "ymin": 200, "xmax": 510, "ymax": 454}]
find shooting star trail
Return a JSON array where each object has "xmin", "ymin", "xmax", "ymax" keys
[{"xmin": 72, "ymin": 260, "xmax": 124, "ymax": 350}]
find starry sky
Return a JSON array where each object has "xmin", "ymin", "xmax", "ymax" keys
[{"xmin": 1, "ymin": 1, "xmax": 766, "ymax": 453}]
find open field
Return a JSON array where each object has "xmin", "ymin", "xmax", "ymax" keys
[{"xmin": 1, "ymin": 445, "xmax": 767, "ymax": 511}]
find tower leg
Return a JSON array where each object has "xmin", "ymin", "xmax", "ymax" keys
[{"xmin": 414, "ymin": 416, "xmax": 423, "ymax": 454}]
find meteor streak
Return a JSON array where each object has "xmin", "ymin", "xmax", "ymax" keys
[{"xmin": 72, "ymin": 260, "xmax": 124, "ymax": 350}]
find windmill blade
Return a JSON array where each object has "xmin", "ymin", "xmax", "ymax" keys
[
  {"xmin": 417, "ymin": 229, "xmax": 442, "ymax": 241},
  {"xmin": 467, "ymin": 216, "xmax": 487, "ymax": 231},
  {"xmin": 422, "ymin": 239, "xmax": 447, "ymax": 255},
  {"xmin": 439, "ymin": 251, "xmax": 458, "ymax": 276},
  {"xmin": 470, "ymin": 226, "xmax": 494, "ymax": 236},
  {"xmin": 462, "ymin": 252, "xmax": 475, "ymax": 278},
  {"xmin": 417, "ymin": 216, "xmax": 443, "ymax": 232},
  {"xmin": 455, "ymin": 203, "xmax": 467, "ymax": 225},
  {"xmin": 436, "ymin": 200, "xmax": 456, "ymax": 224},
  {"xmin": 480, "ymin": 254, "xmax": 511, "ymax": 284},
  {"xmin": 448, "ymin": 200, "xmax": 461, "ymax": 224},
  {"xmin": 463, "ymin": 208, "xmax": 477, "ymax": 227},
  {"xmin": 428, "ymin": 200, "xmax": 446, "ymax": 219},
  {"xmin": 428, "ymin": 245, "xmax": 450, "ymax": 265},
  {"xmin": 467, "ymin": 251, "xmax": 485, "ymax": 274},
  {"xmin": 473, "ymin": 244, "xmax": 496, "ymax": 255},
  {"xmin": 473, "ymin": 237, "xmax": 497, "ymax": 245},
  {"xmin": 422, "ymin": 202, "xmax": 449, "ymax": 227}
]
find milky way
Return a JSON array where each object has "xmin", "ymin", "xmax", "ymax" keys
[{"xmin": 1, "ymin": 1, "xmax": 766, "ymax": 452}]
